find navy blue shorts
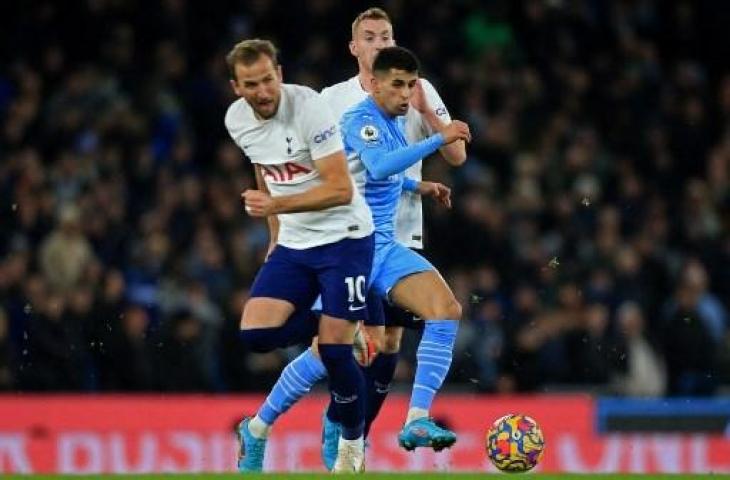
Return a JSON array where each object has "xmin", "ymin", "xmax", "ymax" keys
[
  {"xmin": 250, "ymin": 235, "xmax": 374, "ymax": 322},
  {"xmin": 364, "ymin": 289, "xmax": 385, "ymax": 327}
]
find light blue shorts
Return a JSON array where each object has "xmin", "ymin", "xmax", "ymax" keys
[{"xmin": 370, "ymin": 241, "xmax": 435, "ymax": 299}]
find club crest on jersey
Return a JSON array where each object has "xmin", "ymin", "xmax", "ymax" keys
[{"xmin": 360, "ymin": 125, "xmax": 380, "ymax": 142}]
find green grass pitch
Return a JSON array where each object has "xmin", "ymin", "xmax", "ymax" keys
[{"xmin": 4, "ymin": 474, "xmax": 730, "ymax": 479}]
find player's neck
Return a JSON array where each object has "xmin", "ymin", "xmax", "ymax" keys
[
  {"xmin": 357, "ymin": 70, "xmax": 374, "ymax": 94},
  {"xmin": 369, "ymin": 96, "xmax": 395, "ymax": 118}
]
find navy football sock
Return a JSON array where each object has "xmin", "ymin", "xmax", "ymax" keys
[
  {"xmin": 239, "ymin": 309, "xmax": 318, "ymax": 352},
  {"xmin": 364, "ymin": 352, "xmax": 398, "ymax": 437},
  {"xmin": 319, "ymin": 343, "xmax": 365, "ymax": 440}
]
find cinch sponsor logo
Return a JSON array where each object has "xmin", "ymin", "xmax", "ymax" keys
[{"xmin": 313, "ymin": 125, "xmax": 336, "ymax": 144}]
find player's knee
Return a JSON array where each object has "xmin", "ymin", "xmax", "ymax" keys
[{"xmin": 435, "ymin": 297, "xmax": 462, "ymax": 320}]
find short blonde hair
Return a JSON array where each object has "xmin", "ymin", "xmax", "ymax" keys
[
  {"xmin": 226, "ymin": 39, "xmax": 278, "ymax": 80},
  {"xmin": 351, "ymin": 7, "xmax": 392, "ymax": 38}
]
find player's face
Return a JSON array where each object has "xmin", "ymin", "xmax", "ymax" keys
[
  {"xmin": 373, "ymin": 69, "xmax": 418, "ymax": 116},
  {"xmin": 230, "ymin": 55, "xmax": 283, "ymax": 119},
  {"xmin": 350, "ymin": 19, "xmax": 395, "ymax": 72}
]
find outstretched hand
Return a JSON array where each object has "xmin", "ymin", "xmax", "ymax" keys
[
  {"xmin": 418, "ymin": 181, "xmax": 452, "ymax": 208},
  {"xmin": 440, "ymin": 120, "xmax": 471, "ymax": 144},
  {"xmin": 409, "ymin": 79, "xmax": 430, "ymax": 114}
]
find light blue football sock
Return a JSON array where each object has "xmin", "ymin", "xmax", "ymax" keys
[
  {"xmin": 409, "ymin": 319, "xmax": 459, "ymax": 411},
  {"xmin": 257, "ymin": 347, "xmax": 326, "ymax": 425}
]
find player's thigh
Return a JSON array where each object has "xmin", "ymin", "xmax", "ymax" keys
[
  {"xmin": 242, "ymin": 246, "xmax": 318, "ymax": 329},
  {"xmin": 390, "ymin": 269, "xmax": 462, "ymax": 321},
  {"xmin": 317, "ymin": 236, "xmax": 374, "ymax": 323},
  {"xmin": 371, "ymin": 244, "xmax": 460, "ymax": 320},
  {"xmin": 241, "ymin": 298, "xmax": 295, "ymax": 329}
]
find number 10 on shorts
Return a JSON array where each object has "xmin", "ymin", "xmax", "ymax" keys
[{"xmin": 345, "ymin": 275, "xmax": 366, "ymax": 304}]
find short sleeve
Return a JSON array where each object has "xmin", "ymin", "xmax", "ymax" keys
[
  {"xmin": 298, "ymin": 95, "xmax": 344, "ymax": 161},
  {"xmin": 319, "ymin": 87, "xmax": 333, "ymax": 106},
  {"xmin": 421, "ymin": 79, "xmax": 452, "ymax": 135}
]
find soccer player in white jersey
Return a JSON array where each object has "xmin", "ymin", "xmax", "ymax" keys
[
  {"xmin": 224, "ymin": 39, "xmax": 373, "ymax": 473},
  {"xmin": 233, "ymin": 10, "xmax": 467, "ymax": 472}
]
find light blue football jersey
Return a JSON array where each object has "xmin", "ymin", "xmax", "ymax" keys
[{"xmin": 340, "ymin": 96, "xmax": 410, "ymax": 245}]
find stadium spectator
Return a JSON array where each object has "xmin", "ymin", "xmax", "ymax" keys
[
  {"xmin": 611, "ymin": 301, "xmax": 666, "ymax": 397},
  {"xmin": 662, "ymin": 274, "xmax": 718, "ymax": 396},
  {"xmin": 39, "ymin": 204, "xmax": 96, "ymax": 294}
]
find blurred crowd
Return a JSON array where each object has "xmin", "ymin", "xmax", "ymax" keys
[{"xmin": 1, "ymin": 0, "xmax": 729, "ymax": 396}]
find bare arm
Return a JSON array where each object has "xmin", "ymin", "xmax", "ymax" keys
[
  {"xmin": 411, "ymin": 80, "xmax": 467, "ymax": 166},
  {"xmin": 425, "ymin": 111, "xmax": 467, "ymax": 166},
  {"xmin": 242, "ymin": 150, "xmax": 353, "ymax": 217}
]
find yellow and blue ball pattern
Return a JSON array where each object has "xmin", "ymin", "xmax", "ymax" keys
[{"xmin": 486, "ymin": 414, "xmax": 545, "ymax": 473}]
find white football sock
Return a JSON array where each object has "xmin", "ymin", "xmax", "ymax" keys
[
  {"xmin": 406, "ymin": 407, "xmax": 429, "ymax": 424},
  {"xmin": 248, "ymin": 415, "xmax": 272, "ymax": 439}
]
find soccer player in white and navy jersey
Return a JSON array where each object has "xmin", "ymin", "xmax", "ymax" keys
[{"xmin": 224, "ymin": 39, "xmax": 372, "ymax": 473}]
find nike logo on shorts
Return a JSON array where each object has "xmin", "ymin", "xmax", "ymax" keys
[{"xmin": 348, "ymin": 304, "xmax": 366, "ymax": 312}]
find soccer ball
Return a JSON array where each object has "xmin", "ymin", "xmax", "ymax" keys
[{"xmin": 486, "ymin": 414, "xmax": 545, "ymax": 473}]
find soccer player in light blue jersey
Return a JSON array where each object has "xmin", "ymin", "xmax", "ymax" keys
[{"xmin": 339, "ymin": 46, "xmax": 471, "ymax": 452}]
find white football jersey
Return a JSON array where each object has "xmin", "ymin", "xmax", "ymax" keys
[
  {"xmin": 320, "ymin": 76, "xmax": 452, "ymax": 249},
  {"xmin": 225, "ymin": 83, "xmax": 374, "ymax": 249}
]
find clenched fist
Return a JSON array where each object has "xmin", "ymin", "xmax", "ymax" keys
[{"xmin": 241, "ymin": 189, "xmax": 276, "ymax": 217}]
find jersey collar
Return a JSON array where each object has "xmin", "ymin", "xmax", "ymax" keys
[{"xmin": 365, "ymin": 95, "xmax": 396, "ymax": 123}]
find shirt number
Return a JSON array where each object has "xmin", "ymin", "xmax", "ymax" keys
[{"xmin": 345, "ymin": 275, "xmax": 367, "ymax": 304}]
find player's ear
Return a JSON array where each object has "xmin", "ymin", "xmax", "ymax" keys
[
  {"xmin": 370, "ymin": 75, "xmax": 379, "ymax": 93},
  {"xmin": 229, "ymin": 78, "xmax": 241, "ymax": 96},
  {"xmin": 348, "ymin": 40, "xmax": 357, "ymax": 57},
  {"xmin": 276, "ymin": 65, "xmax": 283, "ymax": 82}
]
